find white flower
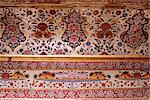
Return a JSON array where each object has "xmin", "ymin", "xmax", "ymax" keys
[
  {"xmin": 48, "ymin": 90, "xmax": 54, "ymax": 98},
  {"xmin": 55, "ymin": 91, "xmax": 65, "ymax": 98},
  {"xmin": 117, "ymin": 90, "xmax": 124, "ymax": 97},
  {"xmin": 126, "ymin": 90, "xmax": 133, "ymax": 97},
  {"xmin": 0, "ymin": 91, "xmax": 6, "ymax": 97},
  {"xmin": 67, "ymin": 91, "xmax": 76, "ymax": 98},
  {"xmin": 28, "ymin": 90, "xmax": 36, "ymax": 97},
  {"xmin": 97, "ymin": 90, "xmax": 105, "ymax": 97},
  {"xmin": 78, "ymin": 91, "xmax": 87, "ymax": 98},
  {"xmin": 17, "ymin": 91, "xmax": 25, "ymax": 98},
  {"xmin": 87, "ymin": 91, "xmax": 96, "ymax": 98},
  {"xmin": 7, "ymin": 91, "xmax": 15, "ymax": 97},
  {"xmin": 105, "ymin": 90, "xmax": 114, "ymax": 97},
  {"xmin": 38, "ymin": 90, "xmax": 46, "ymax": 98}
]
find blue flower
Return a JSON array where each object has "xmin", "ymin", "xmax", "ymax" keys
[{"xmin": 86, "ymin": 42, "xmax": 91, "ymax": 46}]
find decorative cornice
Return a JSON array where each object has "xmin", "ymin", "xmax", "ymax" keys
[
  {"xmin": 0, "ymin": 55, "xmax": 149, "ymax": 61},
  {"xmin": 0, "ymin": 0, "xmax": 149, "ymax": 9}
]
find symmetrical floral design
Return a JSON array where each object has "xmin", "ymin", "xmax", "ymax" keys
[
  {"xmin": 0, "ymin": 71, "xmax": 29, "ymax": 80},
  {"xmin": 0, "ymin": 10, "xmax": 26, "ymax": 51},
  {"xmin": 34, "ymin": 71, "xmax": 110, "ymax": 80},
  {"xmin": 0, "ymin": 2, "xmax": 149, "ymax": 99},
  {"xmin": 0, "ymin": 8, "xmax": 149, "ymax": 55},
  {"xmin": 0, "ymin": 69, "xmax": 149, "ymax": 89},
  {"xmin": 61, "ymin": 10, "xmax": 87, "ymax": 49},
  {"xmin": 120, "ymin": 10, "xmax": 149, "ymax": 49},
  {"xmin": 95, "ymin": 23, "xmax": 113, "ymax": 39},
  {"xmin": 116, "ymin": 71, "xmax": 150, "ymax": 80},
  {"xmin": 30, "ymin": 10, "xmax": 55, "ymax": 39}
]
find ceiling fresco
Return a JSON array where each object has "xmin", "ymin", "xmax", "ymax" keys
[
  {"xmin": 0, "ymin": 1, "xmax": 149, "ymax": 99},
  {"xmin": 0, "ymin": 8, "xmax": 149, "ymax": 55}
]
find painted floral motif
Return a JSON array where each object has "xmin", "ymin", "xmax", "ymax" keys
[
  {"xmin": 120, "ymin": 11, "xmax": 149, "ymax": 49},
  {"xmin": 90, "ymin": 72, "xmax": 111, "ymax": 80},
  {"xmin": 93, "ymin": 20, "xmax": 117, "ymax": 55},
  {"xmin": 34, "ymin": 71, "xmax": 55, "ymax": 80},
  {"xmin": 0, "ymin": 71, "xmax": 29, "ymax": 80},
  {"xmin": 0, "ymin": 69, "xmax": 149, "ymax": 89},
  {"xmin": 0, "ymin": 8, "xmax": 149, "ymax": 55},
  {"xmin": 0, "ymin": 10, "xmax": 26, "ymax": 51},
  {"xmin": 34, "ymin": 71, "xmax": 111, "ymax": 80},
  {"xmin": 0, "ymin": 61, "xmax": 149, "ymax": 70},
  {"xmin": 61, "ymin": 10, "xmax": 87, "ymax": 49},
  {"xmin": 95, "ymin": 23, "xmax": 113, "ymax": 39},
  {"xmin": 30, "ymin": 10, "xmax": 55, "ymax": 39},
  {"xmin": 116, "ymin": 71, "xmax": 150, "ymax": 80}
]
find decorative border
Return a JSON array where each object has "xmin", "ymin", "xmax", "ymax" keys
[
  {"xmin": 0, "ymin": 88, "xmax": 149, "ymax": 99},
  {"xmin": 0, "ymin": 55, "xmax": 149, "ymax": 70},
  {"xmin": 0, "ymin": 0, "xmax": 150, "ymax": 9},
  {"xmin": 0, "ymin": 60, "xmax": 149, "ymax": 70},
  {"xmin": 0, "ymin": 55, "xmax": 149, "ymax": 61}
]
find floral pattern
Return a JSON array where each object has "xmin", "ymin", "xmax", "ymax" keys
[
  {"xmin": 61, "ymin": 10, "xmax": 87, "ymax": 49},
  {"xmin": 0, "ymin": 88, "xmax": 149, "ymax": 99},
  {"xmin": 0, "ymin": 10, "xmax": 26, "ymax": 51},
  {"xmin": 0, "ymin": 69, "xmax": 149, "ymax": 89},
  {"xmin": 0, "ymin": 61, "xmax": 149, "ymax": 70},
  {"xmin": 120, "ymin": 10, "xmax": 149, "ymax": 49},
  {"xmin": 0, "ymin": 8, "xmax": 149, "ymax": 55},
  {"xmin": 0, "ymin": 6, "xmax": 149, "ymax": 99}
]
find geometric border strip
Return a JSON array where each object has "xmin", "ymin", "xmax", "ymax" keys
[
  {"xmin": 0, "ymin": 88, "xmax": 149, "ymax": 99},
  {"xmin": 0, "ymin": 61, "xmax": 149, "ymax": 70}
]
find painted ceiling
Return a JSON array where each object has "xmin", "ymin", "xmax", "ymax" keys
[{"xmin": 0, "ymin": 0, "xmax": 149, "ymax": 99}]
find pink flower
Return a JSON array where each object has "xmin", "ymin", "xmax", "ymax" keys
[
  {"xmin": 10, "ymin": 36, "xmax": 17, "ymax": 43},
  {"xmin": 68, "ymin": 23, "xmax": 80, "ymax": 32},
  {"xmin": 130, "ymin": 35, "xmax": 138, "ymax": 44},
  {"xmin": 69, "ymin": 35, "xmax": 79, "ymax": 43},
  {"xmin": 54, "ymin": 49, "xmax": 63, "ymax": 54},
  {"xmin": 24, "ymin": 50, "xmax": 32, "ymax": 55}
]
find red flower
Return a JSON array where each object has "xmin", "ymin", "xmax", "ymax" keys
[
  {"xmin": 93, "ymin": 10, "xmax": 99, "ymax": 15},
  {"xmin": 8, "ymin": 24, "xmax": 16, "ymax": 32},
  {"xmin": 10, "ymin": 82, "xmax": 13, "ymax": 86},
  {"xmin": 96, "ymin": 23, "xmax": 113, "ymax": 39},
  {"xmin": 134, "ymin": 73, "xmax": 142, "ymax": 79},
  {"xmin": 37, "ymin": 23, "xmax": 48, "ymax": 31},
  {"xmin": 68, "ymin": 23, "xmax": 80, "ymax": 32},
  {"xmin": 39, "ymin": 83, "xmax": 43, "ymax": 87},
  {"xmin": 100, "ymin": 23, "xmax": 111, "ymax": 31},
  {"xmin": 102, "ymin": 83, "xmax": 106, "ymax": 87},
  {"xmin": 1, "ymin": 73, "xmax": 10, "ymax": 79},
  {"xmin": 50, "ymin": 10, "xmax": 56, "ymax": 15}
]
